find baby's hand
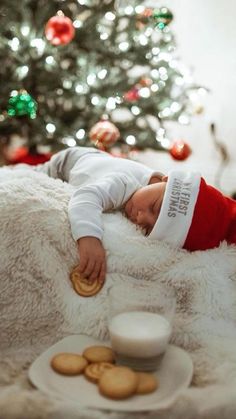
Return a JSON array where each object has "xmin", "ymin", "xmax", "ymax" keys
[{"xmin": 77, "ymin": 237, "xmax": 106, "ymax": 283}]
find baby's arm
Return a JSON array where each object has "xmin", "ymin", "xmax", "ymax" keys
[
  {"xmin": 8, "ymin": 148, "xmax": 79, "ymax": 182},
  {"xmin": 68, "ymin": 174, "xmax": 140, "ymax": 282}
]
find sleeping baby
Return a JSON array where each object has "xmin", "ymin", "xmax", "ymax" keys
[{"xmin": 16, "ymin": 146, "xmax": 236, "ymax": 284}]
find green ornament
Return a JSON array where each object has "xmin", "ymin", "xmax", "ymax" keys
[
  {"xmin": 7, "ymin": 91, "xmax": 37, "ymax": 119},
  {"xmin": 152, "ymin": 7, "xmax": 173, "ymax": 30}
]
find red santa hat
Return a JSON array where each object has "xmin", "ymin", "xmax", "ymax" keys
[{"xmin": 149, "ymin": 170, "xmax": 236, "ymax": 251}]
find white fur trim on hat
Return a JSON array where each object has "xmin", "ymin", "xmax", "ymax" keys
[{"xmin": 149, "ymin": 170, "xmax": 201, "ymax": 247}]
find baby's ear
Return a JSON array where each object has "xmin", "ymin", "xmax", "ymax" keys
[
  {"xmin": 149, "ymin": 174, "xmax": 164, "ymax": 184},
  {"xmin": 162, "ymin": 175, "xmax": 168, "ymax": 183}
]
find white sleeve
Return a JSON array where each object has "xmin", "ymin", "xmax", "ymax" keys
[{"xmin": 68, "ymin": 173, "xmax": 140, "ymax": 241}]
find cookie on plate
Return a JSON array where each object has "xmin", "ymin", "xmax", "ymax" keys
[
  {"xmin": 83, "ymin": 345, "xmax": 115, "ymax": 363},
  {"xmin": 84, "ymin": 362, "xmax": 115, "ymax": 383},
  {"xmin": 70, "ymin": 266, "xmax": 104, "ymax": 297},
  {"xmin": 51, "ymin": 353, "xmax": 88, "ymax": 375},
  {"xmin": 98, "ymin": 366, "xmax": 138, "ymax": 400},
  {"xmin": 136, "ymin": 372, "xmax": 158, "ymax": 394}
]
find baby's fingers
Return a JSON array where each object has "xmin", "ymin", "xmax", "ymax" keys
[
  {"xmin": 89, "ymin": 261, "xmax": 101, "ymax": 280},
  {"xmin": 77, "ymin": 256, "xmax": 88, "ymax": 274},
  {"xmin": 82, "ymin": 259, "xmax": 96, "ymax": 279},
  {"xmin": 97, "ymin": 261, "xmax": 106, "ymax": 284}
]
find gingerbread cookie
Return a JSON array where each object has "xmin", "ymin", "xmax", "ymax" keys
[
  {"xmin": 84, "ymin": 362, "xmax": 115, "ymax": 383},
  {"xmin": 136, "ymin": 372, "xmax": 158, "ymax": 394},
  {"xmin": 98, "ymin": 366, "xmax": 138, "ymax": 400},
  {"xmin": 51, "ymin": 353, "xmax": 88, "ymax": 375},
  {"xmin": 70, "ymin": 266, "xmax": 104, "ymax": 297},
  {"xmin": 83, "ymin": 345, "xmax": 115, "ymax": 363}
]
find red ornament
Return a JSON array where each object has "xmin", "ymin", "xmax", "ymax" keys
[
  {"xmin": 45, "ymin": 12, "xmax": 75, "ymax": 46},
  {"xmin": 169, "ymin": 140, "xmax": 192, "ymax": 161},
  {"xmin": 6, "ymin": 147, "xmax": 52, "ymax": 165},
  {"xmin": 136, "ymin": 8, "xmax": 153, "ymax": 29},
  {"xmin": 124, "ymin": 87, "xmax": 140, "ymax": 102},
  {"xmin": 89, "ymin": 120, "xmax": 120, "ymax": 150}
]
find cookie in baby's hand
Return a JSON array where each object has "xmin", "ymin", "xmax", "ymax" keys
[
  {"xmin": 70, "ymin": 265, "xmax": 104, "ymax": 297},
  {"xmin": 51, "ymin": 353, "xmax": 88, "ymax": 375}
]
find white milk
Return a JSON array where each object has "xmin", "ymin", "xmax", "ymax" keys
[{"xmin": 109, "ymin": 311, "xmax": 172, "ymax": 358}]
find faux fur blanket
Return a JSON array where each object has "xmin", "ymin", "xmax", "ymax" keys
[{"xmin": 0, "ymin": 168, "xmax": 236, "ymax": 419}]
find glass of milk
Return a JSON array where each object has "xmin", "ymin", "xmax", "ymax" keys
[{"xmin": 108, "ymin": 282, "xmax": 176, "ymax": 371}]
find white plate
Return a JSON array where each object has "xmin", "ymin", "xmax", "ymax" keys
[{"xmin": 28, "ymin": 334, "xmax": 193, "ymax": 412}]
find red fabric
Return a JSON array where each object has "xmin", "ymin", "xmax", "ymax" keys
[
  {"xmin": 184, "ymin": 178, "xmax": 236, "ymax": 251},
  {"xmin": 7, "ymin": 147, "xmax": 52, "ymax": 165}
]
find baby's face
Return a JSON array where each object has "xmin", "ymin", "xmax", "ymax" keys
[{"xmin": 124, "ymin": 182, "xmax": 167, "ymax": 235}]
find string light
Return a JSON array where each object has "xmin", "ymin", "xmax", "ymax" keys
[
  {"xmin": 10, "ymin": 90, "xmax": 18, "ymax": 97},
  {"xmin": 87, "ymin": 74, "xmax": 96, "ymax": 85},
  {"xmin": 62, "ymin": 136, "xmax": 76, "ymax": 147},
  {"xmin": 160, "ymin": 73, "xmax": 168, "ymax": 81},
  {"xmin": 63, "ymin": 79, "xmax": 73, "ymax": 89},
  {"xmin": 144, "ymin": 27, "xmax": 153, "ymax": 37},
  {"xmin": 138, "ymin": 34, "xmax": 148, "ymax": 46},
  {"xmin": 131, "ymin": 106, "xmax": 141, "ymax": 115},
  {"xmin": 156, "ymin": 128, "xmax": 170, "ymax": 148},
  {"xmin": 100, "ymin": 33, "xmax": 109, "ymax": 40},
  {"xmin": 45, "ymin": 56, "xmax": 55, "ymax": 65},
  {"xmin": 97, "ymin": 69, "xmax": 107, "ymax": 79},
  {"xmin": 126, "ymin": 135, "xmax": 136, "ymax": 145},
  {"xmin": 76, "ymin": 129, "xmax": 85, "ymax": 140},
  {"xmin": 91, "ymin": 96, "xmax": 100, "ymax": 105},
  {"xmin": 21, "ymin": 25, "xmax": 30, "ymax": 36},
  {"xmin": 16, "ymin": 65, "xmax": 29, "ymax": 79},
  {"xmin": 119, "ymin": 42, "xmax": 129, "ymax": 52},
  {"xmin": 46, "ymin": 123, "xmax": 56, "ymax": 133},
  {"xmin": 139, "ymin": 87, "xmax": 150, "ymax": 98},
  {"xmin": 8, "ymin": 37, "xmax": 20, "ymax": 51},
  {"xmin": 30, "ymin": 39, "xmax": 45, "ymax": 55},
  {"xmin": 106, "ymin": 97, "xmax": 117, "ymax": 110},
  {"xmin": 160, "ymin": 137, "xmax": 170, "ymax": 148},
  {"xmin": 152, "ymin": 47, "xmax": 160, "ymax": 56},
  {"xmin": 159, "ymin": 67, "xmax": 167, "ymax": 75},
  {"xmin": 135, "ymin": 5, "xmax": 145, "ymax": 13},
  {"xmin": 151, "ymin": 69, "xmax": 159, "ymax": 79},
  {"xmin": 150, "ymin": 84, "xmax": 159, "ymax": 92},
  {"xmin": 157, "ymin": 128, "xmax": 165, "ymax": 137},
  {"xmin": 105, "ymin": 12, "xmax": 116, "ymax": 21},
  {"xmin": 75, "ymin": 83, "xmax": 84, "ymax": 93},
  {"xmin": 115, "ymin": 95, "xmax": 123, "ymax": 104},
  {"xmin": 73, "ymin": 20, "xmax": 82, "ymax": 28},
  {"xmin": 124, "ymin": 6, "xmax": 134, "ymax": 15},
  {"xmin": 158, "ymin": 108, "xmax": 170, "ymax": 118}
]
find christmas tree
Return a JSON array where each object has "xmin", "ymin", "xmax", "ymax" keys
[{"xmin": 0, "ymin": 0, "xmax": 204, "ymax": 160}]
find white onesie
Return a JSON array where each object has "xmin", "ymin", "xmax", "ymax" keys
[{"xmin": 29, "ymin": 147, "xmax": 163, "ymax": 241}]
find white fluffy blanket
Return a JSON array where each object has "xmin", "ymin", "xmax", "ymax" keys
[{"xmin": 1, "ymin": 168, "xmax": 236, "ymax": 419}]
